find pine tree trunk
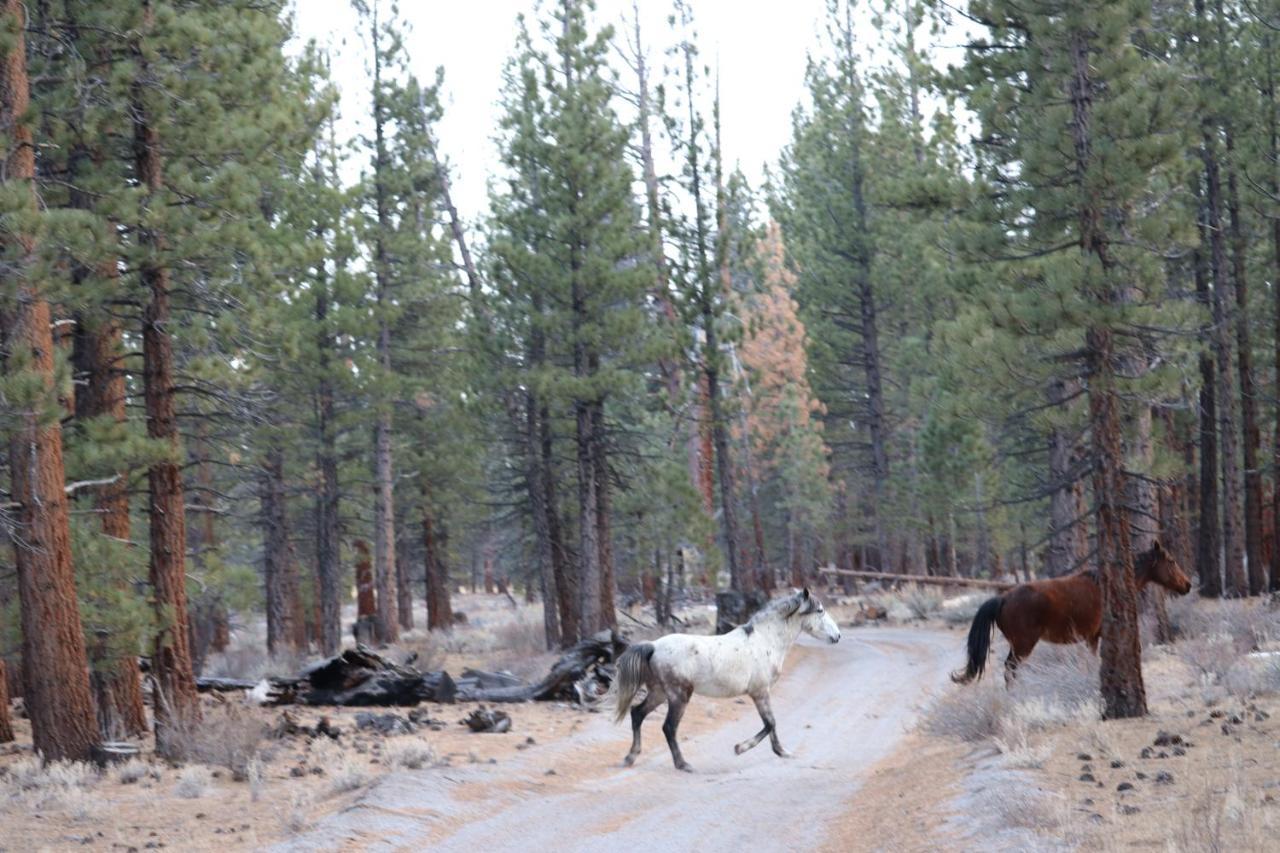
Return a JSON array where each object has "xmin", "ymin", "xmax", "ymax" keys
[
  {"xmin": 261, "ymin": 446, "xmax": 303, "ymax": 655},
  {"xmin": 396, "ymin": 508, "xmax": 414, "ymax": 632},
  {"xmin": 354, "ymin": 537, "xmax": 376, "ymax": 623},
  {"xmin": 523, "ymin": 394, "xmax": 563, "ymax": 647},
  {"xmin": 314, "ymin": 287, "xmax": 342, "ymax": 654},
  {"xmin": 1194, "ymin": 201, "xmax": 1223, "ymax": 597},
  {"xmin": 73, "ymin": 316, "xmax": 149, "ymax": 737},
  {"xmin": 133, "ymin": 70, "xmax": 200, "ymax": 752},
  {"xmin": 423, "ymin": 512, "xmax": 453, "ymax": 631},
  {"xmin": 1266, "ymin": 35, "xmax": 1280, "ymax": 594},
  {"xmin": 0, "ymin": 659, "xmax": 12, "ymax": 743},
  {"xmin": 1198, "ymin": 83, "xmax": 1246, "ymax": 597},
  {"xmin": 0, "ymin": 2, "xmax": 99, "ymax": 761},
  {"xmin": 1068, "ymin": 28, "xmax": 1145, "ymax": 717},
  {"xmin": 594, "ymin": 406, "xmax": 617, "ymax": 629},
  {"xmin": 1046, "ymin": 379, "xmax": 1084, "ymax": 576},
  {"xmin": 1223, "ymin": 147, "xmax": 1265, "ymax": 595},
  {"xmin": 575, "ymin": 395, "xmax": 603, "ymax": 633}
]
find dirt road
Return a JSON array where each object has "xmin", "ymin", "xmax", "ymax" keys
[{"xmin": 284, "ymin": 626, "xmax": 958, "ymax": 852}]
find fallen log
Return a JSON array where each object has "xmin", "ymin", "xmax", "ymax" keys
[
  {"xmin": 818, "ymin": 568, "xmax": 1014, "ymax": 591},
  {"xmin": 459, "ymin": 630, "xmax": 627, "ymax": 704},
  {"xmin": 300, "ymin": 645, "xmax": 457, "ymax": 706},
  {"xmin": 197, "ymin": 675, "xmax": 299, "ymax": 706}
]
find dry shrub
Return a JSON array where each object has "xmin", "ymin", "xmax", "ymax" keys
[
  {"xmin": 394, "ymin": 630, "xmax": 447, "ymax": 672},
  {"xmin": 175, "ymin": 766, "xmax": 210, "ymax": 799},
  {"xmin": 1168, "ymin": 597, "xmax": 1280, "ymax": 650},
  {"xmin": 386, "ymin": 740, "xmax": 436, "ymax": 771},
  {"xmin": 993, "ymin": 718, "xmax": 1054, "ymax": 769},
  {"xmin": 899, "ymin": 583, "xmax": 944, "ymax": 620},
  {"xmin": 327, "ymin": 756, "xmax": 370, "ymax": 795},
  {"xmin": 493, "ymin": 617, "xmax": 547, "ymax": 657},
  {"xmin": 114, "ymin": 758, "xmax": 154, "ymax": 785},
  {"xmin": 1178, "ymin": 634, "xmax": 1243, "ymax": 684},
  {"xmin": 941, "ymin": 594, "xmax": 985, "ymax": 626},
  {"xmin": 1009, "ymin": 644, "xmax": 1100, "ymax": 714},
  {"xmin": 921, "ymin": 684, "xmax": 1007, "ymax": 741},
  {"xmin": 284, "ymin": 790, "xmax": 313, "ymax": 834},
  {"xmin": 1172, "ymin": 759, "xmax": 1275, "ymax": 852},
  {"xmin": 169, "ymin": 703, "xmax": 265, "ymax": 780},
  {"xmin": 203, "ymin": 647, "xmax": 309, "ymax": 682}
]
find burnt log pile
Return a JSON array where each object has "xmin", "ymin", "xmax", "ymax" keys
[{"xmin": 192, "ymin": 633, "xmax": 629, "ymax": 709}]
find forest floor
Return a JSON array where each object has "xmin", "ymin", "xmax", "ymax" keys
[{"xmin": 5, "ymin": 590, "xmax": 1280, "ymax": 851}]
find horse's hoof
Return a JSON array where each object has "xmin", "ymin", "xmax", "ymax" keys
[
  {"xmin": 676, "ymin": 762, "xmax": 694, "ymax": 773},
  {"xmin": 734, "ymin": 743, "xmax": 748, "ymax": 756},
  {"xmin": 774, "ymin": 749, "xmax": 795, "ymax": 759},
  {"xmin": 623, "ymin": 754, "xmax": 637, "ymax": 767}
]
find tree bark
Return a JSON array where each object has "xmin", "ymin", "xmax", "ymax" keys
[
  {"xmin": 1046, "ymin": 379, "xmax": 1084, "ymax": 577},
  {"xmin": 261, "ymin": 446, "xmax": 304, "ymax": 655},
  {"xmin": 1266, "ymin": 34, "xmax": 1280, "ymax": 594},
  {"xmin": 313, "ymin": 283, "xmax": 342, "ymax": 654},
  {"xmin": 0, "ymin": 1, "xmax": 99, "ymax": 761},
  {"xmin": 423, "ymin": 511, "xmax": 453, "ymax": 631},
  {"xmin": 133, "ymin": 36, "xmax": 200, "ymax": 751},
  {"xmin": 0, "ymin": 659, "xmax": 12, "ymax": 743},
  {"xmin": 1194, "ymin": 198, "xmax": 1222, "ymax": 597},
  {"xmin": 593, "ymin": 405, "xmax": 617, "ymax": 629},
  {"xmin": 1068, "ymin": 28, "xmax": 1145, "ymax": 718},
  {"xmin": 369, "ymin": 3, "xmax": 399, "ymax": 643}
]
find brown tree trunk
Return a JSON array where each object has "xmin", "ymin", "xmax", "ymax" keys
[
  {"xmin": 423, "ymin": 512, "xmax": 453, "ymax": 631},
  {"xmin": 0, "ymin": 659, "xmax": 12, "ymax": 743},
  {"xmin": 1046, "ymin": 379, "xmax": 1084, "ymax": 577},
  {"xmin": 73, "ymin": 316, "xmax": 149, "ymax": 737},
  {"xmin": 133, "ymin": 55, "xmax": 200, "ymax": 751},
  {"xmin": 1194, "ymin": 192, "xmax": 1222, "ymax": 597},
  {"xmin": 355, "ymin": 539, "xmax": 376, "ymax": 623},
  {"xmin": 1201, "ymin": 128, "xmax": 1247, "ymax": 596},
  {"xmin": 1069, "ymin": 28, "xmax": 1145, "ymax": 718},
  {"xmin": 396, "ymin": 513, "xmax": 414, "ymax": 632},
  {"xmin": 313, "ymin": 285, "xmax": 342, "ymax": 654},
  {"xmin": 594, "ymin": 408, "xmax": 617, "ymax": 629},
  {"xmin": 524, "ymin": 393, "xmax": 564, "ymax": 647},
  {"xmin": 1266, "ymin": 34, "xmax": 1280, "ymax": 594},
  {"xmin": 1, "ymin": 3, "xmax": 99, "ymax": 761},
  {"xmin": 1223, "ymin": 134, "xmax": 1265, "ymax": 595},
  {"xmin": 261, "ymin": 447, "xmax": 303, "ymax": 655}
]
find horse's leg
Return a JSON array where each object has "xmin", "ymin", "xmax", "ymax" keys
[
  {"xmin": 734, "ymin": 690, "xmax": 780, "ymax": 757},
  {"xmin": 661, "ymin": 685, "xmax": 693, "ymax": 773},
  {"xmin": 1004, "ymin": 636, "xmax": 1038, "ymax": 687},
  {"xmin": 623, "ymin": 687, "xmax": 665, "ymax": 767}
]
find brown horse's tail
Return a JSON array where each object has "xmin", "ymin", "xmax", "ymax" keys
[
  {"xmin": 612, "ymin": 642, "xmax": 654, "ymax": 723},
  {"xmin": 951, "ymin": 597, "xmax": 1003, "ymax": 684}
]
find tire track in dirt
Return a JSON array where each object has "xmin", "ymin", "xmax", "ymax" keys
[{"xmin": 281, "ymin": 627, "xmax": 957, "ymax": 853}]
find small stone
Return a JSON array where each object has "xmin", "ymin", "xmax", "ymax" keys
[
  {"xmin": 195, "ymin": 814, "xmax": 206, "ymax": 820},
  {"xmin": 310, "ymin": 766, "xmax": 324, "ymax": 776},
  {"xmin": 545, "ymin": 769, "xmax": 557, "ymax": 776},
  {"xmin": 1173, "ymin": 747, "xmax": 1187, "ymax": 757},
  {"xmin": 1117, "ymin": 782, "xmax": 1135, "ymax": 792},
  {"xmin": 1257, "ymin": 710, "xmax": 1272, "ymax": 722},
  {"xmin": 1120, "ymin": 805, "xmax": 1141, "ymax": 816},
  {"xmin": 1082, "ymin": 798, "xmax": 1095, "ymax": 806},
  {"xmin": 1089, "ymin": 813, "xmax": 1105, "ymax": 824},
  {"xmin": 1110, "ymin": 760, "xmax": 1125, "ymax": 769},
  {"xmin": 1210, "ymin": 710, "xmax": 1226, "ymax": 719},
  {"xmin": 1079, "ymin": 773, "xmax": 1096, "ymax": 783},
  {"xmin": 1081, "ymin": 763, "xmax": 1093, "ymax": 772},
  {"xmin": 1135, "ymin": 772, "xmax": 1148, "ymax": 780},
  {"xmin": 290, "ymin": 767, "xmax": 305, "ymax": 778},
  {"xmin": 1158, "ymin": 751, "xmax": 1169, "ymax": 759},
  {"xmin": 1153, "ymin": 731, "xmax": 1183, "ymax": 746},
  {"xmin": 1077, "ymin": 752, "xmax": 1093, "ymax": 761},
  {"xmin": 1155, "ymin": 771, "xmax": 1174, "ymax": 785},
  {"xmin": 1140, "ymin": 747, "xmax": 1154, "ymax": 759}
]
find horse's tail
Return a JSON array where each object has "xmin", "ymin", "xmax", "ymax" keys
[
  {"xmin": 612, "ymin": 642, "xmax": 655, "ymax": 724},
  {"xmin": 951, "ymin": 597, "xmax": 1003, "ymax": 684}
]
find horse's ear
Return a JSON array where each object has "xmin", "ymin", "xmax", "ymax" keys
[{"xmin": 802, "ymin": 586, "xmax": 811, "ymax": 599}]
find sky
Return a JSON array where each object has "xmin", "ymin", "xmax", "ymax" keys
[{"xmin": 290, "ymin": 0, "xmax": 839, "ymax": 220}]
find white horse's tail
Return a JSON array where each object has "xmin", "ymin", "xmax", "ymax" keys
[{"xmin": 612, "ymin": 643, "xmax": 655, "ymax": 724}]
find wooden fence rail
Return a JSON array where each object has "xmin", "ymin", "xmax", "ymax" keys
[{"xmin": 817, "ymin": 567, "xmax": 1014, "ymax": 592}]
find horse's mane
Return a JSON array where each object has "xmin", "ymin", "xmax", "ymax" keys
[{"xmin": 746, "ymin": 592, "xmax": 805, "ymax": 626}]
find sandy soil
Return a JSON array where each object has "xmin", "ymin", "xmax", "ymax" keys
[{"xmin": 282, "ymin": 626, "xmax": 959, "ymax": 853}]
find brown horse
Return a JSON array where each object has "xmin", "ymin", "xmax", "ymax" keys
[{"xmin": 951, "ymin": 541, "xmax": 1192, "ymax": 685}]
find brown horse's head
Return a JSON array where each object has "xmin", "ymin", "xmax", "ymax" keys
[{"xmin": 1138, "ymin": 540, "xmax": 1192, "ymax": 595}]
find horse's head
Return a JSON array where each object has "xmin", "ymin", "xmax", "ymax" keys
[
  {"xmin": 793, "ymin": 587, "xmax": 841, "ymax": 644},
  {"xmin": 1143, "ymin": 540, "xmax": 1192, "ymax": 596}
]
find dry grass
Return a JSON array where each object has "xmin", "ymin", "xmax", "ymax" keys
[
  {"xmin": 168, "ymin": 703, "xmax": 266, "ymax": 780},
  {"xmin": 899, "ymin": 583, "xmax": 944, "ymax": 620},
  {"xmin": 174, "ymin": 766, "xmax": 210, "ymax": 799},
  {"xmin": 385, "ymin": 740, "xmax": 437, "ymax": 771}
]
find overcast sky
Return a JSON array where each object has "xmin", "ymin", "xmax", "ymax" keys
[{"xmin": 291, "ymin": 0, "xmax": 841, "ymax": 220}]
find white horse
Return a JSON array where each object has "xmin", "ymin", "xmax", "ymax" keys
[{"xmin": 612, "ymin": 588, "xmax": 841, "ymax": 772}]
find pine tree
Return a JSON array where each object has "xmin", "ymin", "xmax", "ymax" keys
[{"xmin": 0, "ymin": 0, "xmax": 98, "ymax": 761}]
